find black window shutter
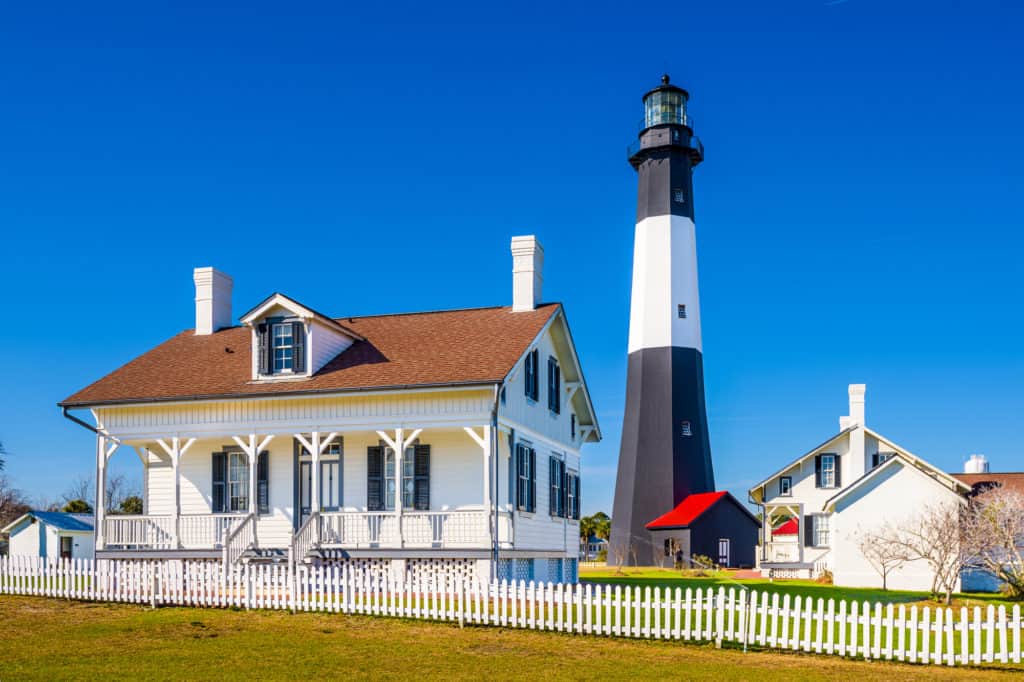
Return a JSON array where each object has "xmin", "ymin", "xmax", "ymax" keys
[
  {"xmin": 561, "ymin": 462, "xmax": 569, "ymax": 518},
  {"xmin": 548, "ymin": 358, "xmax": 560, "ymax": 414},
  {"xmin": 528, "ymin": 447, "xmax": 537, "ymax": 513},
  {"xmin": 573, "ymin": 474, "xmax": 581, "ymax": 520},
  {"xmin": 533, "ymin": 350, "xmax": 540, "ymax": 400},
  {"xmin": 257, "ymin": 451, "xmax": 269, "ymax": 514},
  {"xmin": 570, "ymin": 414, "xmax": 576, "ymax": 439},
  {"xmin": 292, "ymin": 321, "xmax": 305, "ymax": 373},
  {"xmin": 524, "ymin": 352, "xmax": 533, "ymax": 399},
  {"xmin": 414, "ymin": 444, "xmax": 430, "ymax": 511},
  {"xmin": 257, "ymin": 324, "xmax": 271, "ymax": 375},
  {"xmin": 804, "ymin": 515, "xmax": 815, "ymax": 547},
  {"xmin": 834, "ymin": 455, "xmax": 842, "ymax": 488},
  {"xmin": 211, "ymin": 452, "xmax": 226, "ymax": 513},
  {"xmin": 814, "ymin": 455, "xmax": 822, "ymax": 488},
  {"xmin": 871, "ymin": 452, "xmax": 879, "ymax": 469},
  {"xmin": 549, "ymin": 456, "xmax": 557, "ymax": 516},
  {"xmin": 516, "ymin": 444, "xmax": 525, "ymax": 510},
  {"xmin": 367, "ymin": 446, "xmax": 384, "ymax": 511}
]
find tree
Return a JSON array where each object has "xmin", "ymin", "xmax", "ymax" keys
[
  {"xmin": 591, "ymin": 512, "xmax": 611, "ymax": 542},
  {"xmin": 855, "ymin": 527, "xmax": 909, "ymax": 591},
  {"xmin": 62, "ymin": 475, "xmax": 95, "ymax": 508},
  {"xmin": 0, "ymin": 440, "xmax": 6, "ymax": 471},
  {"xmin": 877, "ymin": 501, "xmax": 966, "ymax": 605},
  {"xmin": 119, "ymin": 495, "xmax": 143, "ymax": 515},
  {"xmin": 62, "ymin": 499, "xmax": 93, "ymax": 514},
  {"xmin": 961, "ymin": 486, "xmax": 1024, "ymax": 599},
  {"xmin": 61, "ymin": 473, "xmax": 141, "ymax": 513},
  {"xmin": 0, "ymin": 476, "xmax": 31, "ymax": 529}
]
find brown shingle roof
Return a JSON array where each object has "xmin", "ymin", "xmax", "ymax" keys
[
  {"xmin": 953, "ymin": 472, "xmax": 1024, "ymax": 496},
  {"xmin": 61, "ymin": 304, "xmax": 560, "ymax": 407}
]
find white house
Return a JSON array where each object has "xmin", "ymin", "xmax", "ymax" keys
[
  {"xmin": 749, "ymin": 384, "xmax": 969, "ymax": 591},
  {"xmin": 2, "ymin": 512, "xmax": 95, "ymax": 559},
  {"xmin": 59, "ymin": 236, "xmax": 600, "ymax": 584}
]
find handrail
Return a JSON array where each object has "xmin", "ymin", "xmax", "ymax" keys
[
  {"xmin": 222, "ymin": 513, "xmax": 256, "ymax": 572},
  {"xmin": 291, "ymin": 511, "xmax": 320, "ymax": 564}
]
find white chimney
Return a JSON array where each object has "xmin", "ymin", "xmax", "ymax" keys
[
  {"xmin": 964, "ymin": 454, "xmax": 990, "ymax": 474},
  {"xmin": 848, "ymin": 384, "xmax": 866, "ymax": 427},
  {"xmin": 511, "ymin": 235, "xmax": 544, "ymax": 312},
  {"xmin": 193, "ymin": 267, "xmax": 233, "ymax": 335},
  {"xmin": 846, "ymin": 383, "xmax": 867, "ymax": 481}
]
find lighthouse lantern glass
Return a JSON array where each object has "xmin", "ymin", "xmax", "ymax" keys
[{"xmin": 644, "ymin": 90, "xmax": 686, "ymax": 128}]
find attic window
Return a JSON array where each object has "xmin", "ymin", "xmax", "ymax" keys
[
  {"xmin": 681, "ymin": 421, "xmax": 692, "ymax": 437},
  {"xmin": 273, "ymin": 323, "xmax": 295, "ymax": 372},
  {"xmin": 673, "ymin": 189, "xmax": 685, "ymax": 204},
  {"xmin": 677, "ymin": 304, "xmax": 687, "ymax": 319}
]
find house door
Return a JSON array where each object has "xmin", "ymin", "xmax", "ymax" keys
[
  {"xmin": 60, "ymin": 536, "xmax": 73, "ymax": 560},
  {"xmin": 718, "ymin": 538, "xmax": 730, "ymax": 567}
]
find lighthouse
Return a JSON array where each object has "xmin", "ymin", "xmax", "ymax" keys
[{"xmin": 610, "ymin": 76, "xmax": 717, "ymax": 566}]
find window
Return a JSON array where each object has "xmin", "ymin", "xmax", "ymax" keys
[
  {"xmin": 673, "ymin": 188, "xmax": 685, "ymax": 204},
  {"xmin": 813, "ymin": 515, "xmax": 831, "ymax": 547},
  {"xmin": 524, "ymin": 349, "xmax": 540, "ymax": 401},
  {"xmin": 681, "ymin": 421, "xmax": 692, "ymax": 437},
  {"xmin": 516, "ymin": 443, "xmax": 536, "ymax": 512},
  {"xmin": 818, "ymin": 454, "xmax": 836, "ymax": 488},
  {"xmin": 272, "ymin": 322, "xmax": 295, "ymax": 373},
  {"xmin": 549, "ymin": 456, "xmax": 565, "ymax": 517},
  {"xmin": 228, "ymin": 452, "xmax": 249, "ymax": 512},
  {"xmin": 384, "ymin": 447, "xmax": 416, "ymax": 511},
  {"xmin": 566, "ymin": 470, "xmax": 580, "ymax": 520},
  {"xmin": 547, "ymin": 356, "xmax": 561, "ymax": 414},
  {"xmin": 872, "ymin": 451, "xmax": 894, "ymax": 469},
  {"xmin": 500, "ymin": 386, "xmax": 506, "ymax": 405},
  {"xmin": 779, "ymin": 476, "xmax": 792, "ymax": 497},
  {"xmin": 571, "ymin": 414, "xmax": 576, "ymax": 440},
  {"xmin": 678, "ymin": 304, "xmax": 687, "ymax": 319}
]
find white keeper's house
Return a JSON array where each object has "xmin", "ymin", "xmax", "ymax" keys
[
  {"xmin": 749, "ymin": 384, "xmax": 969, "ymax": 591},
  {"xmin": 59, "ymin": 235, "xmax": 600, "ymax": 584}
]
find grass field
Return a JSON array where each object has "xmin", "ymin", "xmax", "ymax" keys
[
  {"xmin": 1, "ymin": 595, "xmax": 1021, "ymax": 680},
  {"xmin": 580, "ymin": 567, "xmax": 1014, "ymax": 610}
]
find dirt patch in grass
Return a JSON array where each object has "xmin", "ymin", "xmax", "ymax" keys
[{"xmin": 0, "ymin": 596, "xmax": 1019, "ymax": 680}]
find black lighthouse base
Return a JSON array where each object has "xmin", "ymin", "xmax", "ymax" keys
[{"xmin": 609, "ymin": 346, "xmax": 715, "ymax": 566}]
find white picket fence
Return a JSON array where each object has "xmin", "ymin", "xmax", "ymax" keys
[{"xmin": 1, "ymin": 555, "xmax": 1021, "ymax": 667}]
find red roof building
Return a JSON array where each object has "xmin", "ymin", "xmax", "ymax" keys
[{"xmin": 643, "ymin": 491, "xmax": 761, "ymax": 569}]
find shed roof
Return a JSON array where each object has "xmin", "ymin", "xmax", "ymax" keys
[{"xmin": 1, "ymin": 511, "xmax": 94, "ymax": 534}]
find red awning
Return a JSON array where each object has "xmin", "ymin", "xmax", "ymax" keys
[{"xmin": 772, "ymin": 518, "xmax": 798, "ymax": 536}]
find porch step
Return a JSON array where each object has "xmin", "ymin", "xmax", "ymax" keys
[{"xmin": 240, "ymin": 548, "xmax": 289, "ymax": 565}]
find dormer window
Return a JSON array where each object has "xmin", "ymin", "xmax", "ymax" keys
[
  {"xmin": 272, "ymin": 322, "xmax": 295, "ymax": 373},
  {"xmin": 255, "ymin": 317, "xmax": 306, "ymax": 377}
]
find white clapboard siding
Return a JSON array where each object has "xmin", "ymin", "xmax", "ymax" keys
[{"xmin": 1, "ymin": 555, "xmax": 1021, "ymax": 667}]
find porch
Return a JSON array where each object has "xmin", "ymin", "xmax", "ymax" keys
[{"xmin": 95, "ymin": 425, "xmax": 508, "ymax": 563}]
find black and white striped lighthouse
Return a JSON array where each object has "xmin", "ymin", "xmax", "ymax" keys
[{"xmin": 610, "ymin": 76, "xmax": 716, "ymax": 566}]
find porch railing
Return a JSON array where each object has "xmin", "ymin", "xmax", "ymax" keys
[
  {"xmin": 315, "ymin": 509, "xmax": 511, "ymax": 549},
  {"xmin": 759, "ymin": 542, "xmax": 801, "ymax": 563},
  {"xmin": 222, "ymin": 513, "xmax": 256, "ymax": 569},
  {"xmin": 104, "ymin": 515, "xmax": 175, "ymax": 549},
  {"xmin": 180, "ymin": 514, "xmax": 247, "ymax": 549}
]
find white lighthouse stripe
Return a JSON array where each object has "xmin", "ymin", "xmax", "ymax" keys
[{"xmin": 626, "ymin": 214, "xmax": 703, "ymax": 354}]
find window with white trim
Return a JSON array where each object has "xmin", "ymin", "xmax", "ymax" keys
[
  {"xmin": 228, "ymin": 452, "xmax": 249, "ymax": 512},
  {"xmin": 779, "ymin": 476, "xmax": 792, "ymax": 497},
  {"xmin": 813, "ymin": 514, "xmax": 831, "ymax": 547},
  {"xmin": 819, "ymin": 454, "xmax": 836, "ymax": 488},
  {"xmin": 384, "ymin": 447, "xmax": 415, "ymax": 511},
  {"xmin": 272, "ymin": 322, "xmax": 295, "ymax": 373}
]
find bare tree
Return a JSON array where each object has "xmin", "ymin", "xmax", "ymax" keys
[
  {"xmin": 855, "ymin": 527, "xmax": 909, "ymax": 591},
  {"xmin": 961, "ymin": 486, "xmax": 1024, "ymax": 599},
  {"xmin": 0, "ymin": 476, "xmax": 31, "ymax": 529},
  {"xmin": 878, "ymin": 501, "xmax": 966, "ymax": 605},
  {"xmin": 62, "ymin": 474, "xmax": 95, "ymax": 507}
]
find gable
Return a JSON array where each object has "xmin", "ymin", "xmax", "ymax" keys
[
  {"xmin": 749, "ymin": 427, "xmax": 855, "ymax": 502},
  {"xmin": 828, "ymin": 456, "xmax": 964, "ymax": 515}
]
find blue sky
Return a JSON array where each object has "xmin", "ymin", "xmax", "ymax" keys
[{"xmin": 0, "ymin": 1, "xmax": 1021, "ymax": 513}]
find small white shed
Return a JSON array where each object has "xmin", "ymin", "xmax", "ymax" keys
[{"xmin": 1, "ymin": 511, "xmax": 95, "ymax": 559}]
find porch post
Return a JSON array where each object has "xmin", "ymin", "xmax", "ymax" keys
[
  {"xmin": 376, "ymin": 428, "xmax": 421, "ymax": 549},
  {"xmin": 464, "ymin": 426, "xmax": 492, "ymax": 548},
  {"xmin": 231, "ymin": 434, "xmax": 274, "ymax": 548},
  {"xmin": 156, "ymin": 437, "xmax": 196, "ymax": 549},
  {"xmin": 311, "ymin": 432, "xmax": 321, "ymax": 516},
  {"xmin": 96, "ymin": 434, "xmax": 107, "ymax": 550}
]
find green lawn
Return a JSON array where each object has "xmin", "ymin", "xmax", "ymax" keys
[
  {"xmin": 580, "ymin": 567, "xmax": 1015, "ymax": 610},
  {"xmin": 1, "ymin": 595, "xmax": 1019, "ymax": 680}
]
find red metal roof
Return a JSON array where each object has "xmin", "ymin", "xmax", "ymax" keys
[
  {"xmin": 772, "ymin": 518, "xmax": 798, "ymax": 536},
  {"xmin": 645, "ymin": 491, "xmax": 727, "ymax": 530}
]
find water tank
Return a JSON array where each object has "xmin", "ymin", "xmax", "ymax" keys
[{"xmin": 964, "ymin": 454, "xmax": 990, "ymax": 474}]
